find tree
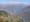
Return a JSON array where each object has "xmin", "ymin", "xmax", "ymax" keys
[{"xmin": 0, "ymin": 10, "xmax": 8, "ymax": 17}]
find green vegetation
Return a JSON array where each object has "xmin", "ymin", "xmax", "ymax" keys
[
  {"xmin": 0, "ymin": 10, "xmax": 8, "ymax": 17},
  {"xmin": 0, "ymin": 10, "xmax": 23, "ymax": 22}
]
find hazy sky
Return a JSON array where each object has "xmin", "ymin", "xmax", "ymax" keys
[{"xmin": 0, "ymin": 0, "xmax": 30, "ymax": 3}]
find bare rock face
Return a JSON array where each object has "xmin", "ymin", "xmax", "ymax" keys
[
  {"xmin": 22, "ymin": 5, "xmax": 30, "ymax": 22},
  {"xmin": 24, "ymin": 5, "xmax": 30, "ymax": 16}
]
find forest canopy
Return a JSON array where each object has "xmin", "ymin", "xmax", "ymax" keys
[{"xmin": 0, "ymin": 10, "xmax": 8, "ymax": 16}]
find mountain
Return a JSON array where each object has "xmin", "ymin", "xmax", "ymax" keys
[
  {"xmin": 23, "ymin": 5, "xmax": 30, "ymax": 14},
  {"xmin": 0, "ymin": 4, "xmax": 28, "ymax": 16},
  {"xmin": 0, "ymin": 4, "xmax": 24, "ymax": 15}
]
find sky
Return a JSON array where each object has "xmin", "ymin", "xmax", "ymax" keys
[{"xmin": 0, "ymin": 0, "xmax": 30, "ymax": 3}]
